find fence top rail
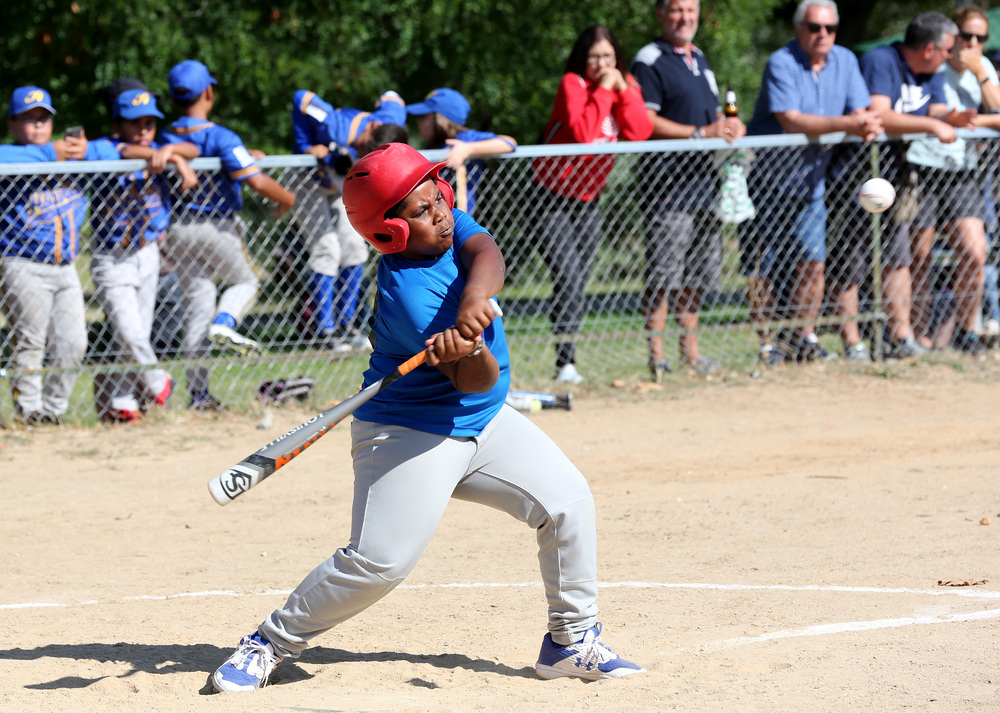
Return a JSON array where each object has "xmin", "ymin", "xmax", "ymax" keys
[{"xmin": 1, "ymin": 128, "xmax": 998, "ymax": 175}]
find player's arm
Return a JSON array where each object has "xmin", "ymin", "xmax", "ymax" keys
[
  {"xmin": 244, "ymin": 173, "xmax": 295, "ymax": 218},
  {"xmin": 456, "ymin": 232, "xmax": 505, "ymax": 339},
  {"xmin": 443, "ymin": 136, "xmax": 516, "ymax": 169},
  {"xmin": 118, "ymin": 141, "xmax": 200, "ymax": 161},
  {"xmin": 425, "ymin": 327, "xmax": 500, "ymax": 394}
]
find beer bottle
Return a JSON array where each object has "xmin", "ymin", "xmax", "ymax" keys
[{"xmin": 724, "ymin": 86, "xmax": 738, "ymax": 118}]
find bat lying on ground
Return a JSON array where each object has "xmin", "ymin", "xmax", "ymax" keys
[{"xmin": 208, "ymin": 299, "xmax": 502, "ymax": 506}]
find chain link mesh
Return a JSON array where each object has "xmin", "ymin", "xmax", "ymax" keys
[{"xmin": 1, "ymin": 133, "xmax": 997, "ymax": 423}]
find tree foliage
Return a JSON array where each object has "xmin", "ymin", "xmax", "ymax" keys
[{"xmin": 0, "ymin": 0, "xmax": 961, "ymax": 151}]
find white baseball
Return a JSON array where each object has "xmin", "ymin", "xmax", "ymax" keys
[{"xmin": 858, "ymin": 178, "xmax": 896, "ymax": 214}]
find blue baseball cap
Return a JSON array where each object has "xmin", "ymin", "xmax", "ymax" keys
[
  {"xmin": 168, "ymin": 59, "xmax": 217, "ymax": 101},
  {"xmin": 114, "ymin": 89, "xmax": 165, "ymax": 120},
  {"xmin": 8, "ymin": 86, "xmax": 56, "ymax": 118},
  {"xmin": 406, "ymin": 88, "xmax": 470, "ymax": 126}
]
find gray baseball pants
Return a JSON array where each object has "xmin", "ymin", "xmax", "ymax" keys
[
  {"xmin": 0, "ymin": 257, "xmax": 86, "ymax": 417},
  {"xmin": 91, "ymin": 243, "xmax": 169, "ymax": 415},
  {"xmin": 163, "ymin": 216, "xmax": 259, "ymax": 395},
  {"xmin": 293, "ymin": 187, "xmax": 369, "ymax": 276},
  {"xmin": 260, "ymin": 404, "xmax": 599, "ymax": 658}
]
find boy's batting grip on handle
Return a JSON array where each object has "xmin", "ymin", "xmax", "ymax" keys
[{"xmin": 207, "ymin": 299, "xmax": 503, "ymax": 506}]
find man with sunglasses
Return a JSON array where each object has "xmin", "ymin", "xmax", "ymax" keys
[
  {"xmin": 743, "ymin": 0, "xmax": 882, "ymax": 365},
  {"xmin": 829, "ymin": 12, "xmax": 970, "ymax": 360},
  {"xmin": 904, "ymin": 6, "xmax": 1000, "ymax": 357}
]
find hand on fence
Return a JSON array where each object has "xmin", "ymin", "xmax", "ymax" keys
[
  {"xmin": 172, "ymin": 155, "xmax": 199, "ymax": 191},
  {"xmin": 946, "ymin": 107, "xmax": 977, "ymax": 129},
  {"xmin": 847, "ymin": 108, "xmax": 883, "ymax": 142},
  {"xmin": 930, "ymin": 121, "xmax": 958, "ymax": 144},
  {"xmin": 708, "ymin": 116, "xmax": 746, "ymax": 143},
  {"xmin": 443, "ymin": 139, "xmax": 473, "ymax": 169},
  {"xmin": 306, "ymin": 143, "xmax": 330, "ymax": 160}
]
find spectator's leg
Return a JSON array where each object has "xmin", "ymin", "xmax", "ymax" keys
[
  {"xmin": 168, "ymin": 224, "xmax": 216, "ymax": 399},
  {"xmin": 42, "ymin": 264, "xmax": 86, "ymax": 419},
  {"xmin": 152, "ymin": 270, "xmax": 183, "ymax": 358},
  {"xmin": 642, "ymin": 285, "xmax": 669, "ymax": 365},
  {"xmin": 791, "ymin": 198, "xmax": 827, "ymax": 343},
  {"xmin": 214, "ymin": 219, "xmax": 261, "ymax": 328},
  {"xmin": 334, "ymin": 265, "xmax": 364, "ymax": 328},
  {"xmin": 793, "ymin": 260, "xmax": 825, "ymax": 340},
  {"xmin": 949, "ymin": 216, "xmax": 986, "ymax": 334},
  {"xmin": 674, "ymin": 285, "xmax": 702, "ymax": 364},
  {"xmin": 746, "ymin": 275, "xmax": 775, "ymax": 341},
  {"xmin": 1, "ymin": 259, "xmax": 53, "ymax": 418},
  {"xmin": 884, "ymin": 267, "xmax": 915, "ymax": 340},
  {"xmin": 910, "ymin": 226, "xmax": 936, "ymax": 347},
  {"xmin": 644, "ymin": 210, "xmax": 692, "ymax": 369},
  {"xmin": 831, "ymin": 281, "xmax": 862, "ymax": 348},
  {"xmin": 536, "ymin": 194, "xmax": 599, "ymax": 372},
  {"xmin": 308, "ymin": 272, "xmax": 337, "ymax": 336},
  {"xmin": 676, "ymin": 210, "xmax": 722, "ymax": 368}
]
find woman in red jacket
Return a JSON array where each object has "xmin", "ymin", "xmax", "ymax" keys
[{"xmin": 530, "ymin": 25, "xmax": 653, "ymax": 384}]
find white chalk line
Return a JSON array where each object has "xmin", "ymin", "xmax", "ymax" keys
[
  {"xmin": 703, "ymin": 607, "xmax": 1000, "ymax": 652},
  {"xmin": 2, "ymin": 580, "xmax": 997, "ymax": 612}
]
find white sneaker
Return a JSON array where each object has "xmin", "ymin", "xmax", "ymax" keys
[
  {"xmin": 209, "ymin": 324, "xmax": 261, "ymax": 356},
  {"xmin": 212, "ymin": 632, "xmax": 279, "ymax": 692},
  {"xmin": 985, "ymin": 319, "xmax": 1000, "ymax": 337},
  {"xmin": 555, "ymin": 364, "xmax": 584, "ymax": 384},
  {"xmin": 535, "ymin": 623, "xmax": 644, "ymax": 680}
]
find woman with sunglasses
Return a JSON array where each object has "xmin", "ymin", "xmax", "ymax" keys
[{"xmin": 906, "ymin": 5, "xmax": 1000, "ymax": 355}]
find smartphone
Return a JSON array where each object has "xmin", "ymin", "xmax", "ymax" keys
[{"xmin": 64, "ymin": 126, "xmax": 84, "ymax": 139}]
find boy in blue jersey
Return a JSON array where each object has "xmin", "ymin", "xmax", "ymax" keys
[
  {"xmin": 88, "ymin": 89, "xmax": 199, "ymax": 422},
  {"xmin": 211, "ymin": 143, "xmax": 643, "ymax": 692},
  {"xmin": 291, "ymin": 88, "xmax": 407, "ymax": 351},
  {"xmin": 406, "ymin": 87, "xmax": 517, "ymax": 216},
  {"xmin": 0, "ymin": 87, "xmax": 96, "ymax": 424},
  {"xmin": 162, "ymin": 60, "xmax": 295, "ymax": 409}
]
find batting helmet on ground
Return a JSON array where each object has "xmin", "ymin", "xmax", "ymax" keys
[{"xmin": 342, "ymin": 142, "xmax": 454, "ymax": 254}]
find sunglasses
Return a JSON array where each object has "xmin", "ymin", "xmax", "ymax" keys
[
  {"xmin": 805, "ymin": 22, "xmax": 838, "ymax": 34},
  {"xmin": 959, "ymin": 31, "xmax": 989, "ymax": 44}
]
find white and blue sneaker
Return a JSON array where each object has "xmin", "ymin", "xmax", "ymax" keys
[
  {"xmin": 209, "ymin": 323, "xmax": 262, "ymax": 356},
  {"xmin": 212, "ymin": 632, "xmax": 279, "ymax": 692},
  {"xmin": 535, "ymin": 623, "xmax": 644, "ymax": 680}
]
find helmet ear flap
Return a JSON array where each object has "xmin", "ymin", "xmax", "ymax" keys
[
  {"xmin": 437, "ymin": 178, "xmax": 455, "ymax": 210},
  {"xmin": 374, "ymin": 217, "xmax": 409, "ymax": 253}
]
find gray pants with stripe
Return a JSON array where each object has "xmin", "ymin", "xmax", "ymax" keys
[
  {"xmin": 162, "ymin": 216, "xmax": 260, "ymax": 396},
  {"xmin": 260, "ymin": 404, "xmax": 599, "ymax": 657},
  {"xmin": 0, "ymin": 257, "xmax": 87, "ymax": 417}
]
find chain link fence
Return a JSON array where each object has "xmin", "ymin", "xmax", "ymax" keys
[{"xmin": 2, "ymin": 131, "xmax": 998, "ymax": 424}]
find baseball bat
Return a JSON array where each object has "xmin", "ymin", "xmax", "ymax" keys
[{"xmin": 207, "ymin": 299, "xmax": 502, "ymax": 506}]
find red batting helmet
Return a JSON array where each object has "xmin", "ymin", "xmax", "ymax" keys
[{"xmin": 342, "ymin": 142, "xmax": 454, "ymax": 254}]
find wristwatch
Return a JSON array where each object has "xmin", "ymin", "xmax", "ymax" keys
[{"xmin": 691, "ymin": 126, "xmax": 704, "ymax": 139}]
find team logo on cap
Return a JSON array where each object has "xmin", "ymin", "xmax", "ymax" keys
[
  {"xmin": 131, "ymin": 92, "xmax": 151, "ymax": 107},
  {"xmin": 24, "ymin": 90, "xmax": 44, "ymax": 105}
]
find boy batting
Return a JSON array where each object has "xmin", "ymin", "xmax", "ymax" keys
[{"xmin": 211, "ymin": 143, "xmax": 643, "ymax": 692}]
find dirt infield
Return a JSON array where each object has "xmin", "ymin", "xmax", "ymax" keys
[{"xmin": 2, "ymin": 361, "xmax": 998, "ymax": 712}]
